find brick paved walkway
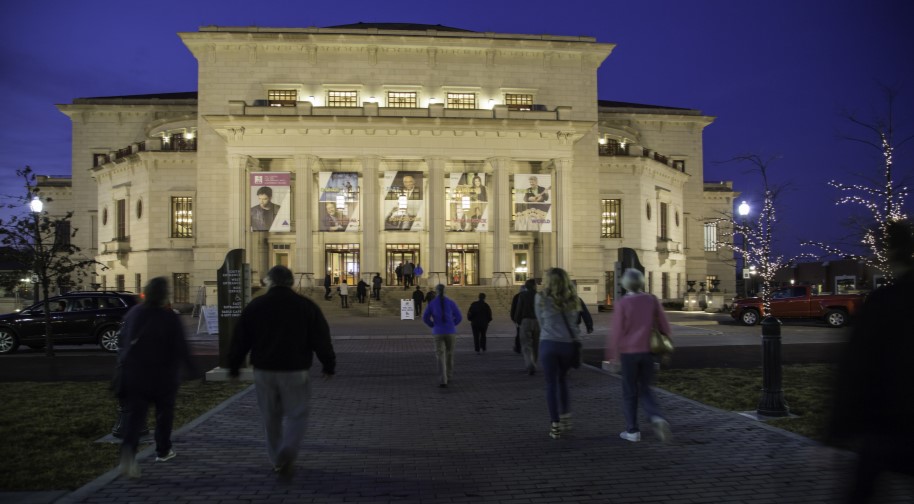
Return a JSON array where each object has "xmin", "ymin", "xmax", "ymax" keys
[{"xmin": 59, "ymin": 335, "xmax": 912, "ymax": 503}]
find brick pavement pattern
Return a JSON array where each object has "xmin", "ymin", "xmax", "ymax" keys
[{"xmin": 62, "ymin": 336, "xmax": 911, "ymax": 503}]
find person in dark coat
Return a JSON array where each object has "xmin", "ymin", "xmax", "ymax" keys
[
  {"xmin": 510, "ymin": 285, "xmax": 526, "ymax": 353},
  {"xmin": 412, "ymin": 286, "xmax": 425, "ymax": 319},
  {"xmin": 323, "ymin": 273, "xmax": 332, "ymax": 300},
  {"xmin": 117, "ymin": 277, "xmax": 194, "ymax": 478},
  {"xmin": 577, "ymin": 297, "xmax": 594, "ymax": 334},
  {"xmin": 425, "ymin": 289, "xmax": 436, "ymax": 303},
  {"xmin": 467, "ymin": 292, "xmax": 493, "ymax": 353},
  {"xmin": 829, "ymin": 220, "xmax": 914, "ymax": 502},
  {"xmin": 513, "ymin": 279, "xmax": 540, "ymax": 374},
  {"xmin": 356, "ymin": 279, "xmax": 368, "ymax": 303},
  {"xmin": 372, "ymin": 273, "xmax": 383, "ymax": 300},
  {"xmin": 228, "ymin": 265, "xmax": 336, "ymax": 480}
]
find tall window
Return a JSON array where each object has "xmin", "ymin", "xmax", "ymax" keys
[
  {"xmin": 53, "ymin": 221, "xmax": 71, "ymax": 251},
  {"xmin": 267, "ymin": 89, "xmax": 297, "ymax": 107},
  {"xmin": 387, "ymin": 91, "xmax": 417, "ymax": 108},
  {"xmin": 601, "ymin": 199, "xmax": 622, "ymax": 238},
  {"xmin": 703, "ymin": 222, "xmax": 718, "ymax": 251},
  {"xmin": 662, "ymin": 272, "xmax": 670, "ymax": 300},
  {"xmin": 116, "ymin": 199, "xmax": 127, "ymax": 240},
  {"xmin": 504, "ymin": 93, "xmax": 533, "ymax": 110},
  {"xmin": 659, "ymin": 202, "xmax": 669, "ymax": 240},
  {"xmin": 446, "ymin": 92, "xmax": 476, "ymax": 109},
  {"xmin": 115, "ymin": 274, "xmax": 125, "ymax": 292},
  {"xmin": 328, "ymin": 91, "xmax": 358, "ymax": 107},
  {"xmin": 648, "ymin": 271, "xmax": 654, "ymax": 295},
  {"xmin": 135, "ymin": 273, "xmax": 142, "ymax": 294},
  {"xmin": 173, "ymin": 273, "xmax": 190, "ymax": 303},
  {"xmin": 171, "ymin": 197, "xmax": 193, "ymax": 238}
]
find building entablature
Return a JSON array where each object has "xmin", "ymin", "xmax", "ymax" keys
[
  {"xmin": 91, "ymin": 151, "xmax": 196, "ymax": 181},
  {"xmin": 600, "ymin": 155, "xmax": 691, "ymax": 188}
]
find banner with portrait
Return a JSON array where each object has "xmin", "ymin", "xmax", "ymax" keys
[
  {"xmin": 513, "ymin": 173, "xmax": 552, "ymax": 232},
  {"xmin": 447, "ymin": 172, "xmax": 489, "ymax": 232},
  {"xmin": 318, "ymin": 172, "xmax": 360, "ymax": 232},
  {"xmin": 250, "ymin": 172, "xmax": 292, "ymax": 232},
  {"xmin": 382, "ymin": 171, "xmax": 425, "ymax": 231}
]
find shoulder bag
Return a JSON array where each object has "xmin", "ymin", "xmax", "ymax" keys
[
  {"xmin": 560, "ymin": 310, "xmax": 583, "ymax": 369},
  {"xmin": 649, "ymin": 296, "xmax": 674, "ymax": 355}
]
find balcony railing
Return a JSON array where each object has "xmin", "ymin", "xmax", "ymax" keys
[
  {"xmin": 93, "ymin": 137, "xmax": 196, "ymax": 168},
  {"xmin": 656, "ymin": 239, "xmax": 681, "ymax": 254},
  {"xmin": 101, "ymin": 237, "xmax": 130, "ymax": 255},
  {"xmin": 598, "ymin": 143, "xmax": 629, "ymax": 156}
]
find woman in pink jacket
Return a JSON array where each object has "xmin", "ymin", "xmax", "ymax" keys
[{"xmin": 607, "ymin": 269, "xmax": 673, "ymax": 443}]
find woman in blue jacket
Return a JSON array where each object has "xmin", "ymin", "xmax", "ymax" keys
[{"xmin": 423, "ymin": 284, "xmax": 462, "ymax": 388}]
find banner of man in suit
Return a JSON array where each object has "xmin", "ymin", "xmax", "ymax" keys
[
  {"xmin": 318, "ymin": 172, "xmax": 360, "ymax": 232},
  {"xmin": 382, "ymin": 171, "xmax": 424, "ymax": 231},
  {"xmin": 513, "ymin": 173, "xmax": 552, "ymax": 232}
]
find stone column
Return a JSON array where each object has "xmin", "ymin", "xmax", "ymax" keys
[
  {"xmin": 426, "ymin": 156, "xmax": 447, "ymax": 278},
  {"xmin": 360, "ymin": 156, "xmax": 381, "ymax": 275},
  {"xmin": 294, "ymin": 155, "xmax": 317, "ymax": 279},
  {"xmin": 489, "ymin": 157, "xmax": 512, "ymax": 275},
  {"xmin": 553, "ymin": 158, "xmax": 573, "ymax": 269},
  {"xmin": 227, "ymin": 154, "xmax": 251, "ymax": 251}
]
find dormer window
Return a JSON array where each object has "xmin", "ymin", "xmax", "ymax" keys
[
  {"xmin": 328, "ymin": 90, "xmax": 359, "ymax": 107},
  {"xmin": 446, "ymin": 92, "xmax": 476, "ymax": 109},
  {"xmin": 505, "ymin": 93, "xmax": 533, "ymax": 111},
  {"xmin": 268, "ymin": 89, "xmax": 297, "ymax": 107}
]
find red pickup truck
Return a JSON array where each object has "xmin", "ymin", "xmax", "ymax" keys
[{"xmin": 730, "ymin": 285, "xmax": 866, "ymax": 328}]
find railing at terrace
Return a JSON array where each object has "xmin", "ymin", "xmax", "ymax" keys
[
  {"xmin": 94, "ymin": 137, "xmax": 196, "ymax": 168},
  {"xmin": 598, "ymin": 143, "xmax": 629, "ymax": 156}
]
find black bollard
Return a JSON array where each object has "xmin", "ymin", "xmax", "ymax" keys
[{"xmin": 757, "ymin": 316, "xmax": 789, "ymax": 417}]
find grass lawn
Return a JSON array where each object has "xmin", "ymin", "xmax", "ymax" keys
[
  {"xmin": 0, "ymin": 380, "xmax": 249, "ymax": 491},
  {"xmin": 654, "ymin": 363, "xmax": 837, "ymax": 441}
]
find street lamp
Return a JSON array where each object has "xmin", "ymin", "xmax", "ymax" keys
[
  {"xmin": 29, "ymin": 195, "xmax": 54, "ymax": 357},
  {"xmin": 738, "ymin": 201, "xmax": 750, "ymax": 298}
]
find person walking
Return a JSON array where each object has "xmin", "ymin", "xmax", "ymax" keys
[
  {"xmin": 228, "ymin": 265, "xmax": 337, "ymax": 479},
  {"xmin": 338, "ymin": 280, "xmax": 349, "ymax": 308},
  {"xmin": 512, "ymin": 279, "xmax": 540, "ymax": 375},
  {"xmin": 402, "ymin": 262, "xmax": 415, "ymax": 289},
  {"xmin": 117, "ymin": 277, "xmax": 194, "ymax": 478},
  {"xmin": 356, "ymin": 278, "xmax": 368, "ymax": 304},
  {"xmin": 414, "ymin": 264, "xmax": 424, "ymax": 286},
  {"xmin": 535, "ymin": 268, "xmax": 582, "ymax": 439},
  {"xmin": 510, "ymin": 285, "xmax": 525, "ymax": 354},
  {"xmin": 395, "ymin": 263, "xmax": 403, "ymax": 286},
  {"xmin": 606, "ymin": 268, "xmax": 673, "ymax": 443},
  {"xmin": 372, "ymin": 273, "xmax": 383, "ymax": 300},
  {"xmin": 467, "ymin": 292, "xmax": 493, "ymax": 354},
  {"xmin": 411, "ymin": 286, "xmax": 425, "ymax": 319},
  {"xmin": 425, "ymin": 288, "xmax": 436, "ymax": 304},
  {"xmin": 422, "ymin": 284, "xmax": 462, "ymax": 388},
  {"xmin": 323, "ymin": 273, "xmax": 332, "ymax": 300}
]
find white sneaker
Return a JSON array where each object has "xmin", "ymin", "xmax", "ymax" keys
[
  {"xmin": 619, "ymin": 431, "xmax": 641, "ymax": 442},
  {"xmin": 651, "ymin": 417, "xmax": 673, "ymax": 443},
  {"xmin": 155, "ymin": 449, "xmax": 176, "ymax": 462},
  {"xmin": 559, "ymin": 413, "xmax": 573, "ymax": 433}
]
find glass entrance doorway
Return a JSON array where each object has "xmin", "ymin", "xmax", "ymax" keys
[
  {"xmin": 513, "ymin": 243, "xmax": 530, "ymax": 284},
  {"xmin": 386, "ymin": 244, "xmax": 420, "ymax": 286},
  {"xmin": 446, "ymin": 244, "xmax": 479, "ymax": 286},
  {"xmin": 325, "ymin": 244, "xmax": 360, "ymax": 285}
]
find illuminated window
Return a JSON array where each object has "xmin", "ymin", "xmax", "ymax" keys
[
  {"xmin": 504, "ymin": 93, "xmax": 533, "ymax": 110},
  {"xmin": 173, "ymin": 273, "xmax": 190, "ymax": 303},
  {"xmin": 267, "ymin": 89, "xmax": 297, "ymax": 107},
  {"xmin": 601, "ymin": 199, "xmax": 622, "ymax": 238},
  {"xmin": 446, "ymin": 92, "xmax": 476, "ymax": 109},
  {"xmin": 171, "ymin": 197, "xmax": 193, "ymax": 238},
  {"xmin": 387, "ymin": 91, "xmax": 417, "ymax": 108},
  {"xmin": 328, "ymin": 91, "xmax": 358, "ymax": 107},
  {"xmin": 703, "ymin": 222, "xmax": 718, "ymax": 251}
]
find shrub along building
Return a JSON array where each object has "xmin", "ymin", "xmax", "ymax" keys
[{"xmin": 51, "ymin": 23, "xmax": 737, "ymax": 308}]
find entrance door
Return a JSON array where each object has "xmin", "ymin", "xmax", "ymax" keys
[
  {"xmin": 325, "ymin": 244, "xmax": 360, "ymax": 286},
  {"xmin": 445, "ymin": 244, "xmax": 479, "ymax": 286},
  {"xmin": 513, "ymin": 251, "xmax": 529, "ymax": 284},
  {"xmin": 386, "ymin": 244, "xmax": 420, "ymax": 286},
  {"xmin": 272, "ymin": 244, "xmax": 290, "ymax": 268}
]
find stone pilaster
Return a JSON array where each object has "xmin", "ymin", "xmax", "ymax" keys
[
  {"xmin": 426, "ymin": 156, "xmax": 447, "ymax": 276},
  {"xmin": 360, "ymin": 156, "xmax": 381, "ymax": 275},
  {"xmin": 553, "ymin": 158, "xmax": 573, "ymax": 269},
  {"xmin": 294, "ymin": 155, "xmax": 317, "ymax": 277},
  {"xmin": 489, "ymin": 157, "xmax": 512, "ymax": 275}
]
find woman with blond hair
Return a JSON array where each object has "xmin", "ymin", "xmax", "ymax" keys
[
  {"xmin": 607, "ymin": 268, "xmax": 673, "ymax": 443},
  {"xmin": 535, "ymin": 267, "xmax": 582, "ymax": 439}
]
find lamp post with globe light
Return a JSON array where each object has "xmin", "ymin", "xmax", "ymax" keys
[
  {"xmin": 738, "ymin": 201, "xmax": 750, "ymax": 298},
  {"xmin": 29, "ymin": 195, "xmax": 55, "ymax": 357}
]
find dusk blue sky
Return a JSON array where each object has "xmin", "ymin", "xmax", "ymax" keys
[{"xmin": 1, "ymin": 0, "xmax": 912, "ymax": 259}]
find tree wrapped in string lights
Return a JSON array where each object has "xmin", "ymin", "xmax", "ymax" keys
[{"xmin": 802, "ymin": 89, "xmax": 911, "ymax": 285}]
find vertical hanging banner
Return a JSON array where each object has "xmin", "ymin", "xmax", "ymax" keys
[
  {"xmin": 250, "ymin": 172, "xmax": 292, "ymax": 232},
  {"xmin": 447, "ymin": 172, "xmax": 489, "ymax": 232},
  {"xmin": 318, "ymin": 172, "xmax": 360, "ymax": 232},
  {"xmin": 382, "ymin": 171, "xmax": 425, "ymax": 231},
  {"xmin": 514, "ymin": 173, "xmax": 552, "ymax": 232}
]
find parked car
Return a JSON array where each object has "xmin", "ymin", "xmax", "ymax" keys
[
  {"xmin": 730, "ymin": 285, "xmax": 865, "ymax": 328},
  {"xmin": 0, "ymin": 291, "xmax": 139, "ymax": 354}
]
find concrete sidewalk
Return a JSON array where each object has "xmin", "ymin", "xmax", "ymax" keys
[{"xmin": 50, "ymin": 335, "xmax": 911, "ymax": 503}]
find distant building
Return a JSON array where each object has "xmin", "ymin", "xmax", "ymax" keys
[{"xmin": 51, "ymin": 23, "xmax": 738, "ymax": 305}]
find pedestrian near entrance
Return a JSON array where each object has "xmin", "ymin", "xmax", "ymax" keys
[
  {"xmin": 403, "ymin": 261, "xmax": 415, "ymax": 288},
  {"xmin": 117, "ymin": 277, "xmax": 194, "ymax": 478},
  {"xmin": 372, "ymin": 273, "xmax": 383, "ymax": 300},
  {"xmin": 510, "ymin": 285, "xmax": 525, "ymax": 353},
  {"xmin": 535, "ymin": 268, "xmax": 581, "ymax": 439},
  {"xmin": 228, "ymin": 265, "xmax": 337, "ymax": 480},
  {"xmin": 513, "ymin": 279, "xmax": 540, "ymax": 375},
  {"xmin": 414, "ymin": 264, "xmax": 424, "ymax": 285},
  {"xmin": 422, "ymin": 284, "xmax": 462, "ymax": 388},
  {"xmin": 607, "ymin": 268, "xmax": 673, "ymax": 443},
  {"xmin": 356, "ymin": 279, "xmax": 368, "ymax": 303},
  {"xmin": 467, "ymin": 292, "xmax": 493, "ymax": 353},
  {"xmin": 338, "ymin": 280, "xmax": 349, "ymax": 308},
  {"xmin": 395, "ymin": 263, "xmax": 403, "ymax": 286},
  {"xmin": 323, "ymin": 273, "xmax": 332, "ymax": 300},
  {"xmin": 411, "ymin": 286, "xmax": 425, "ymax": 319}
]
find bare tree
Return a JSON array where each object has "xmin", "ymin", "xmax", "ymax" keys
[
  {"xmin": 714, "ymin": 154, "xmax": 791, "ymax": 317},
  {"xmin": 0, "ymin": 166, "xmax": 101, "ymax": 357},
  {"xmin": 802, "ymin": 87, "xmax": 912, "ymax": 285}
]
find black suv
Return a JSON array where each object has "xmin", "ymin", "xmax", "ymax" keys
[{"xmin": 0, "ymin": 291, "xmax": 139, "ymax": 354}]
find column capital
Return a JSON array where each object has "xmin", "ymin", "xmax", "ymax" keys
[
  {"xmin": 424, "ymin": 156, "xmax": 449, "ymax": 167},
  {"xmin": 486, "ymin": 156, "xmax": 512, "ymax": 168},
  {"xmin": 552, "ymin": 158, "xmax": 573, "ymax": 171}
]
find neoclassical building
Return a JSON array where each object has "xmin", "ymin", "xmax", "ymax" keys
[{"xmin": 53, "ymin": 23, "xmax": 737, "ymax": 306}]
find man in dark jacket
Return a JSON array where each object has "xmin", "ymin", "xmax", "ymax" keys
[
  {"xmin": 467, "ymin": 292, "xmax": 493, "ymax": 353},
  {"xmin": 510, "ymin": 285, "xmax": 525, "ymax": 353},
  {"xmin": 356, "ymin": 279, "xmax": 368, "ymax": 303},
  {"xmin": 577, "ymin": 297, "xmax": 594, "ymax": 334},
  {"xmin": 117, "ymin": 277, "xmax": 194, "ymax": 478},
  {"xmin": 411, "ymin": 286, "xmax": 425, "ymax": 319},
  {"xmin": 512, "ymin": 279, "xmax": 540, "ymax": 375},
  {"xmin": 323, "ymin": 273, "xmax": 332, "ymax": 300},
  {"xmin": 228, "ymin": 265, "xmax": 336, "ymax": 480}
]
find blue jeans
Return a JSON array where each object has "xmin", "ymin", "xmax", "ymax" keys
[
  {"xmin": 540, "ymin": 339, "xmax": 575, "ymax": 423},
  {"xmin": 620, "ymin": 352, "xmax": 664, "ymax": 433},
  {"xmin": 253, "ymin": 369, "xmax": 312, "ymax": 467}
]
